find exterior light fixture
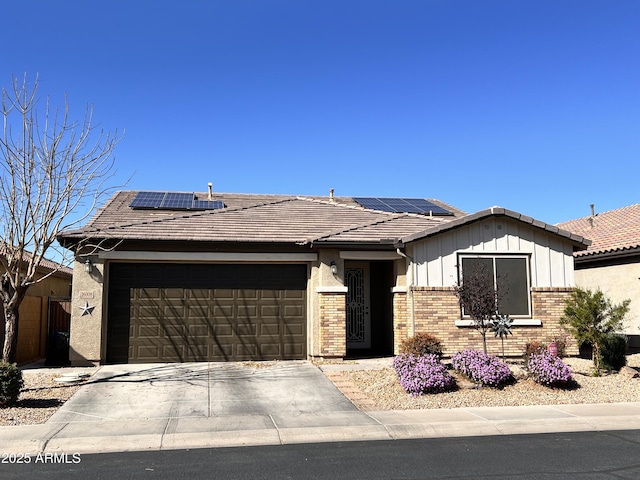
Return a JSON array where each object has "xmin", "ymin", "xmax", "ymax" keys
[
  {"xmin": 84, "ymin": 258, "xmax": 92, "ymax": 273},
  {"xmin": 330, "ymin": 261, "xmax": 338, "ymax": 275}
]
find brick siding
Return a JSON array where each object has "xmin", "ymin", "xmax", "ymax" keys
[
  {"xmin": 400, "ymin": 286, "xmax": 577, "ymax": 357},
  {"xmin": 318, "ymin": 291, "xmax": 346, "ymax": 357}
]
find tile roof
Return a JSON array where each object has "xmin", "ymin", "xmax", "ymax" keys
[
  {"xmin": 0, "ymin": 244, "xmax": 73, "ymax": 276},
  {"xmin": 58, "ymin": 191, "xmax": 462, "ymax": 246},
  {"xmin": 58, "ymin": 191, "xmax": 591, "ymax": 252},
  {"xmin": 557, "ymin": 203, "xmax": 640, "ymax": 258}
]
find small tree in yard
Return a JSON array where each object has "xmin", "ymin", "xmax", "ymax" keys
[
  {"xmin": 0, "ymin": 74, "xmax": 121, "ymax": 363},
  {"xmin": 560, "ymin": 288, "xmax": 630, "ymax": 371},
  {"xmin": 454, "ymin": 260, "xmax": 500, "ymax": 354}
]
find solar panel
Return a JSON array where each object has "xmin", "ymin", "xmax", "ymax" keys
[
  {"xmin": 353, "ymin": 197, "xmax": 452, "ymax": 216},
  {"xmin": 129, "ymin": 192, "xmax": 225, "ymax": 211},
  {"xmin": 160, "ymin": 192, "xmax": 194, "ymax": 209},
  {"xmin": 193, "ymin": 199, "xmax": 225, "ymax": 210},
  {"xmin": 129, "ymin": 191, "xmax": 165, "ymax": 208}
]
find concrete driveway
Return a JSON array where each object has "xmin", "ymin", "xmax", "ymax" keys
[{"xmin": 44, "ymin": 361, "xmax": 384, "ymax": 451}]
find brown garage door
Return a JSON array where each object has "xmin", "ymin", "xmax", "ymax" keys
[{"xmin": 107, "ymin": 263, "xmax": 307, "ymax": 363}]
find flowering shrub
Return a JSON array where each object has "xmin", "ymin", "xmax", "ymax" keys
[
  {"xmin": 527, "ymin": 351, "xmax": 572, "ymax": 387},
  {"xmin": 393, "ymin": 354, "xmax": 456, "ymax": 396},
  {"xmin": 451, "ymin": 349, "xmax": 513, "ymax": 387}
]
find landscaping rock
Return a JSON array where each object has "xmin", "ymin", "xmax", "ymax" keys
[{"xmin": 619, "ymin": 366, "xmax": 639, "ymax": 379}]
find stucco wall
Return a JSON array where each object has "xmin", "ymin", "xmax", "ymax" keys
[
  {"xmin": 575, "ymin": 261, "xmax": 640, "ymax": 345},
  {"xmin": 69, "ymin": 257, "xmax": 105, "ymax": 365}
]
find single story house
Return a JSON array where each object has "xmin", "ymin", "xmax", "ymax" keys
[
  {"xmin": 57, "ymin": 190, "xmax": 589, "ymax": 365},
  {"xmin": 558, "ymin": 204, "xmax": 640, "ymax": 348}
]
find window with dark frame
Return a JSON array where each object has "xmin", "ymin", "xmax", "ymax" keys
[{"xmin": 459, "ymin": 255, "xmax": 531, "ymax": 317}]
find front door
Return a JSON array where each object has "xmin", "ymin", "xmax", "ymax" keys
[{"xmin": 345, "ymin": 262, "xmax": 371, "ymax": 349}]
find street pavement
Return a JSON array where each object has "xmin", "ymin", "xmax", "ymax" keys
[{"xmin": 1, "ymin": 359, "xmax": 639, "ymax": 455}]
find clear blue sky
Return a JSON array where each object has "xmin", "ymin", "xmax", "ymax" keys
[{"xmin": 3, "ymin": 0, "xmax": 639, "ymax": 225}]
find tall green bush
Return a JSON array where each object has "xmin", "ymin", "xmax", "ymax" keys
[
  {"xmin": 560, "ymin": 288, "xmax": 630, "ymax": 370},
  {"xmin": 599, "ymin": 333, "xmax": 627, "ymax": 371},
  {"xmin": 0, "ymin": 362, "xmax": 24, "ymax": 407}
]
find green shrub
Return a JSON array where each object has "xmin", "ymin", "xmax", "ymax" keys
[
  {"xmin": 599, "ymin": 334, "xmax": 627, "ymax": 371},
  {"xmin": 561, "ymin": 288, "xmax": 630, "ymax": 370},
  {"xmin": 400, "ymin": 333, "xmax": 443, "ymax": 358},
  {"xmin": 0, "ymin": 362, "xmax": 23, "ymax": 407}
]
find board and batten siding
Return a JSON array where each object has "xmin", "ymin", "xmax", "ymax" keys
[{"xmin": 408, "ymin": 218, "xmax": 576, "ymax": 288}]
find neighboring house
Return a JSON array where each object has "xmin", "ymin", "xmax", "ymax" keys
[
  {"xmin": 57, "ymin": 190, "xmax": 589, "ymax": 365},
  {"xmin": 558, "ymin": 204, "xmax": 640, "ymax": 348},
  {"xmin": 0, "ymin": 255, "xmax": 73, "ymax": 364}
]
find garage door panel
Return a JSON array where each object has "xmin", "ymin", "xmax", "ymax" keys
[
  {"xmin": 137, "ymin": 325, "xmax": 161, "ymax": 338},
  {"xmin": 138, "ymin": 288, "xmax": 161, "ymax": 299},
  {"xmin": 283, "ymin": 305, "xmax": 304, "ymax": 317},
  {"xmin": 284, "ymin": 324, "xmax": 305, "ymax": 336},
  {"xmin": 283, "ymin": 290, "xmax": 305, "ymax": 300},
  {"xmin": 284, "ymin": 344, "xmax": 304, "ymax": 356},
  {"xmin": 108, "ymin": 263, "xmax": 307, "ymax": 363},
  {"xmin": 189, "ymin": 289, "xmax": 211, "ymax": 300},
  {"xmin": 213, "ymin": 289, "xmax": 235, "ymax": 299},
  {"xmin": 188, "ymin": 325, "xmax": 210, "ymax": 337},
  {"xmin": 236, "ymin": 344, "xmax": 258, "ymax": 358},
  {"xmin": 211, "ymin": 324, "xmax": 234, "ymax": 337},
  {"xmin": 235, "ymin": 324, "xmax": 257, "ymax": 336},
  {"xmin": 260, "ymin": 324, "xmax": 280, "ymax": 335},
  {"xmin": 236, "ymin": 290, "xmax": 259, "ymax": 301},
  {"xmin": 260, "ymin": 344, "xmax": 281, "ymax": 357},
  {"xmin": 260, "ymin": 305, "xmax": 280, "ymax": 317}
]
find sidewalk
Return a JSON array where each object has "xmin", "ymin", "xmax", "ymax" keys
[{"xmin": 1, "ymin": 360, "xmax": 639, "ymax": 455}]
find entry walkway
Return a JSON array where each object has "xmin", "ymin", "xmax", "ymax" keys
[{"xmin": 1, "ymin": 361, "xmax": 640, "ymax": 455}]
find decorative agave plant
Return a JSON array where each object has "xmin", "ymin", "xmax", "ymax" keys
[{"xmin": 492, "ymin": 314, "xmax": 513, "ymax": 358}]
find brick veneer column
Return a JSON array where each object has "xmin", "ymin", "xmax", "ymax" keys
[
  {"xmin": 318, "ymin": 291, "xmax": 346, "ymax": 357},
  {"xmin": 392, "ymin": 290, "xmax": 408, "ymax": 355}
]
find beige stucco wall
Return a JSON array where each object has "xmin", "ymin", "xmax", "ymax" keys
[
  {"xmin": 575, "ymin": 262, "xmax": 640, "ymax": 344},
  {"xmin": 69, "ymin": 257, "xmax": 105, "ymax": 365},
  {"xmin": 25, "ymin": 272, "xmax": 72, "ymax": 298}
]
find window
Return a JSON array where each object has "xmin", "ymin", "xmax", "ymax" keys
[{"xmin": 459, "ymin": 255, "xmax": 531, "ymax": 317}]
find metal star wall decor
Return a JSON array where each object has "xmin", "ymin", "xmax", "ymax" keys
[{"xmin": 79, "ymin": 301, "xmax": 95, "ymax": 316}]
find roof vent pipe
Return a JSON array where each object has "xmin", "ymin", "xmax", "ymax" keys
[
  {"xmin": 208, "ymin": 182, "xmax": 213, "ymax": 201},
  {"xmin": 589, "ymin": 203, "xmax": 595, "ymax": 228},
  {"xmin": 329, "ymin": 188, "xmax": 335, "ymax": 202}
]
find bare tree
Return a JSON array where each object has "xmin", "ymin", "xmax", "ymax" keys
[
  {"xmin": 0, "ymin": 74, "xmax": 121, "ymax": 363},
  {"xmin": 454, "ymin": 260, "xmax": 500, "ymax": 354}
]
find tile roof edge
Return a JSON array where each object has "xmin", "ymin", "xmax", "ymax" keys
[{"xmin": 401, "ymin": 207, "xmax": 591, "ymax": 247}]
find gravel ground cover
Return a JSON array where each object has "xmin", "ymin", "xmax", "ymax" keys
[
  {"xmin": 1, "ymin": 356, "xmax": 639, "ymax": 426},
  {"xmin": 344, "ymin": 355, "xmax": 640, "ymax": 410},
  {"xmin": 0, "ymin": 372, "xmax": 84, "ymax": 426}
]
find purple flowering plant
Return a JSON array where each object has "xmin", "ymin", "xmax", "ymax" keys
[
  {"xmin": 527, "ymin": 351, "xmax": 573, "ymax": 387},
  {"xmin": 451, "ymin": 349, "xmax": 513, "ymax": 388},
  {"xmin": 393, "ymin": 354, "xmax": 457, "ymax": 396}
]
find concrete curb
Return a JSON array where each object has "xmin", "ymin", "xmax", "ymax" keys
[{"xmin": 2, "ymin": 402, "xmax": 640, "ymax": 455}]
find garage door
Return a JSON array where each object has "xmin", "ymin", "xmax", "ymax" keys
[{"xmin": 107, "ymin": 263, "xmax": 307, "ymax": 363}]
